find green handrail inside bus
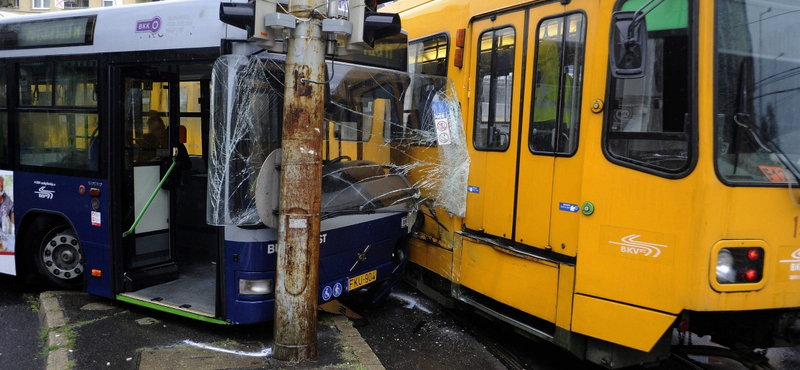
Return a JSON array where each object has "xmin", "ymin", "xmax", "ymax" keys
[{"xmin": 122, "ymin": 157, "xmax": 177, "ymax": 238}]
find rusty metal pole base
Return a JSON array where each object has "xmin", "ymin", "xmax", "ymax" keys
[{"xmin": 273, "ymin": 342, "xmax": 318, "ymax": 362}]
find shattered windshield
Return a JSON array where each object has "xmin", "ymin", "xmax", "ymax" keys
[
  {"xmin": 206, "ymin": 54, "xmax": 468, "ymax": 227},
  {"xmin": 716, "ymin": 0, "xmax": 800, "ymax": 185}
]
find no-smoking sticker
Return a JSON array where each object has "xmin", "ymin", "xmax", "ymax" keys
[{"xmin": 432, "ymin": 101, "xmax": 451, "ymax": 146}]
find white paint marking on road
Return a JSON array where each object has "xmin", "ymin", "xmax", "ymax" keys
[{"xmin": 182, "ymin": 340, "xmax": 273, "ymax": 357}]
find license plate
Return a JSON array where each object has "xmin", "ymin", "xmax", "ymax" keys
[{"xmin": 348, "ymin": 270, "xmax": 377, "ymax": 291}]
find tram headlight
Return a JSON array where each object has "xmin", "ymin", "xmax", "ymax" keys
[
  {"xmin": 716, "ymin": 248, "xmax": 736, "ymax": 283},
  {"xmin": 239, "ymin": 278, "xmax": 274, "ymax": 295}
]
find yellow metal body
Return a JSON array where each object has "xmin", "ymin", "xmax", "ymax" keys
[{"xmin": 385, "ymin": 0, "xmax": 800, "ymax": 359}]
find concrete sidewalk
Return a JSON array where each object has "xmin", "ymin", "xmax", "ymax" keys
[{"xmin": 39, "ymin": 291, "xmax": 385, "ymax": 370}]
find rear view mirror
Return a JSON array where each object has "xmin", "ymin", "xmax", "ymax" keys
[{"xmin": 610, "ymin": 11, "xmax": 647, "ymax": 78}]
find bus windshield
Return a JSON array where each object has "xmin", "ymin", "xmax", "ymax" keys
[
  {"xmin": 207, "ymin": 54, "xmax": 469, "ymax": 226},
  {"xmin": 715, "ymin": 0, "xmax": 800, "ymax": 185}
]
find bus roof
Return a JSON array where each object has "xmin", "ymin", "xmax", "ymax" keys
[{"xmin": 0, "ymin": 0, "xmax": 248, "ymax": 58}]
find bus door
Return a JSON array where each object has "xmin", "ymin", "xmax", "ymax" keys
[
  {"xmin": 515, "ymin": 9, "xmax": 587, "ymax": 257},
  {"xmin": 119, "ymin": 67, "xmax": 182, "ymax": 290}
]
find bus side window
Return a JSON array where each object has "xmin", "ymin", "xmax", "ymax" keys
[
  {"xmin": 18, "ymin": 60, "xmax": 99, "ymax": 172},
  {"xmin": 474, "ymin": 27, "xmax": 515, "ymax": 151}
]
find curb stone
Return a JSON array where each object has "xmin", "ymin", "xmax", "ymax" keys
[
  {"xmin": 334, "ymin": 315, "xmax": 386, "ymax": 370},
  {"xmin": 39, "ymin": 291, "xmax": 70, "ymax": 370}
]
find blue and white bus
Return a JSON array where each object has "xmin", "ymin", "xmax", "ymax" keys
[{"xmin": 0, "ymin": 0, "xmax": 415, "ymax": 324}]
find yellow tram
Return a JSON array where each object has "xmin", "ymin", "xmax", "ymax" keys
[{"xmin": 381, "ymin": 0, "xmax": 800, "ymax": 367}]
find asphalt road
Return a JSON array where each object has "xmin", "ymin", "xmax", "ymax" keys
[{"xmin": 0, "ymin": 274, "xmax": 46, "ymax": 370}]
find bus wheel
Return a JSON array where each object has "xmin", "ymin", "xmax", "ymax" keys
[{"xmin": 35, "ymin": 225, "xmax": 84, "ymax": 289}]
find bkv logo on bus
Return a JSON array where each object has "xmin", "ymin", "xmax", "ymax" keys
[
  {"xmin": 609, "ymin": 234, "xmax": 667, "ymax": 258},
  {"xmin": 35, "ymin": 186, "xmax": 55, "ymax": 200}
]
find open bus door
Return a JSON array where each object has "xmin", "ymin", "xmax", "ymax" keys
[
  {"xmin": 114, "ymin": 64, "xmax": 221, "ymax": 321},
  {"xmin": 116, "ymin": 67, "xmax": 186, "ymax": 289}
]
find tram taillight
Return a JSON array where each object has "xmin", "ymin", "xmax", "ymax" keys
[
  {"xmin": 747, "ymin": 249, "xmax": 761, "ymax": 261},
  {"xmin": 715, "ymin": 247, "xmax": 765, "ymax": 285},
  {"xmin": 744, "ymin": 269, "xmax": 759, "ymax": 282}
]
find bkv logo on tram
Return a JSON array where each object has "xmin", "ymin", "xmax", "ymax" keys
[{"xmin": 602, "ymin": 226, "xmax": 675, "ymax": 265}]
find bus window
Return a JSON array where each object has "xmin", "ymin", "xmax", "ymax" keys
[
  {"xmin": 604, "ymin": 0, "xmax": 694, "ymax": 175},
  {"xmin": 18, "ymin": 60, "xmax": 99, "ymax": 171},
  {"xmin": 530, "ymin": 14, "xmax": 586, "ymax": 154},
  {"xmin": 0, "ymin": 63, "xmax": 7, "ymax": 164},
  {"xmin": 474, "ymin": 27, "xmax": 515, "ymax": 151},
  {"xmin": 180, "ymin": 81, "xmax": 204, "ymax": 156},
  {"xmin": 55, "ymin": 61, "xmax": 97, "ymax": 107},
  {"xmin": 19, "ymin": 62, "xmax": 53, "ymax": 106}
]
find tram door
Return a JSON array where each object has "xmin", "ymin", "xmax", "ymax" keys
[
  {"xmin": 465, "ymin": 11, "xmax": 526, "ymax": 240},
  {"xmin": 516, "ymin": 9, "xmax": 587, "ymax": 257},
  {"xmin": 119, "ymin": 67, "xmax": 182, "ymax": 290},
  {"xmin": 466, "ymin": 4, "xmax": 587, "ymax": 257}
]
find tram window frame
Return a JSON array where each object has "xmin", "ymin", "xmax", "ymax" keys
[
  {"xmin": 602, "ymin": 0, "xmax": 697, "ymax": 178},
  {"xmin": 529, "ymin": 13, "xmax": 586, "ymax": 156},
  {"xmin": 17, "ymin": 58, "xmax": 100, "ymax": 173},
  {"xmin": 473, "ymin": 26, "xmax": 516, "ymax": 152},
  {"xmin": 398, "ymin": 33, "xmax": 450, "ymax": 145}
]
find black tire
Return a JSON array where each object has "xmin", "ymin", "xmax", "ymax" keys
[{"xmin": 33, "ymin": 223, "xmax": 84, "ymax": 290}]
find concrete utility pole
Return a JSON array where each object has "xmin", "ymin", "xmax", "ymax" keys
[{"xmin": 272, "ymin": 0, "xmax": 326, "ymax": 361}]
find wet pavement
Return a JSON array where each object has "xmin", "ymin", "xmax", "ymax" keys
[
  {"xmin": 36, "ymin": 280, "xmax": 508, "ymax": 370},
  {"xmin": 8, "ymin": 274, "xmax": 800, "ymax": 370},
  {"xmin": 350, "ymin": 289, "xmax": 508, "ymax": 370},
  {"xmin": 0, "ymin": 276, "xmax": 45, "ymax": 370}
]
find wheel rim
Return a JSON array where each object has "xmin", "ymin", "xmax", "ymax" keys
[{"xmin": 42, "ymin": 232, "xmax": 83, "ymax": 280}]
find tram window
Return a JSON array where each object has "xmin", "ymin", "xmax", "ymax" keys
[
  {"xmin": 401, "ymin": 34, "xmax": 449, "ymax": 145},
  {"xmin": 409, "ymin": 35, "xmax": 448, "ymax": 76},
  {"xmin": 530, "ymin": 14, "xmax": 586, "ymax": 155},
  {"xmin": 332, "ymin": 82, "xmax": 400, "ymax": 144},
  {"xmin": 334, "ymin": 99, "xmax": 374, "ymax": 142},
  {"xmin": 604, "ymin": 0, "xmax": 694, "ymax": 175},
  {"xmin": 474, "ymin": 27, "xmax": 515, "ymax": 151},
  {"xmin": 17, "ymin": 60, "xmax": 99, "ymax": 171}
]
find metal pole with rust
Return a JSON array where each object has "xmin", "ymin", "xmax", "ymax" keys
[{"xmin": 272, "ymin": 0, "xmax": 326, "ymax": 361}]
